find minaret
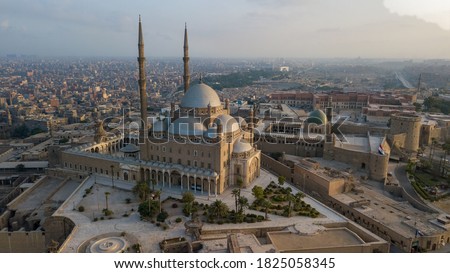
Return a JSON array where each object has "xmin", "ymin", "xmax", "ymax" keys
[
  {"xmin": 137, "ymin": 15, "xmax": 148, "ymax": 137},
  {"xmin": 249, "ymin": 105, "xmax": 255, "ymax": 146},
  {"xmin": 183, "ymin": 23, "xmax": 190, "ymax": 93}
]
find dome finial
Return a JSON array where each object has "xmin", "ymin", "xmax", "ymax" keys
[{"xmin": 199, "ymin": 74, "xmax": 203, "ymax": 83}]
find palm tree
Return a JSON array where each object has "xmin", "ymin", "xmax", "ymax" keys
[
  {"xmin": 209, "ymin": 200, "xmax": 229, "ymax": 221},
  {"xmin": 154, "ymin": 190, "xmax": 162, "ymax": 213},
  {"xmin": 231, "ymin": 189, "xmax": 240, "ymax": 213},
  {"xmin": 151, "ymin": 178, "xmax": 157, "ymax": 191},
  {"xmin": 132, "ymin": 181, "xmax": 150, "ymax": 202},
  {"xmin": 286, "ymin": 193, "xmax": 293, "ymax": 218},
  {"xmin": 238, "ymin": 196, "xmax": 249, "ymax": 216},
  {"xmin": 261, "ymin": 199, "xmax": 271, "ymax": 220},
  {"xmin": 104, "ymin": 191, "xmax": 111, "ymax": 211}
]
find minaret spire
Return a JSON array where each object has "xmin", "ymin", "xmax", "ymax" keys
[
  {"xmin": 138, "ymin": 15, "xmax": 148, "ymax": 139},
  {"xmin": 183, "ymin": 23, "xmax": 190, "ymax": 93}
]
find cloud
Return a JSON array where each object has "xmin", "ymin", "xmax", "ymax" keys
[
  {"xmin": 0, "ymin": 19, "xmax": 10, "ymax": 30},
  {"xmin": 383, "ymin": 0, "xmax": 450, "ymax": 30}
]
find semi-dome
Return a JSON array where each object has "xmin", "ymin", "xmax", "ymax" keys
[
  {"xmin": 233, "ymin": 138, "xmax": 253, "ymax": 154},
  {"xmin": 204, "ymin": 124, "xmax": 221, "ymax": 139},
  {"xmin": 180, "ymin": 83, "xmax": 221, "ymax": 109},
  {"xmin": 168, "ymin": 116, "xmax": 206, "ymax": 136},
  {"xmin": 214, "ymin": 114, "xmax": 240, "ymax": 133},
  {"xmin": 152, "ymin": 118, "xmax": 169, "ymax": 132},
  {"xmin": 307, "ymin": 109, "xmax": 327, "ymax": 125}
]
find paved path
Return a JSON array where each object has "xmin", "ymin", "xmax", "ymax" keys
[{"xmin": 394, "ymin": 164, "xmax": 428, "ymax": 207}]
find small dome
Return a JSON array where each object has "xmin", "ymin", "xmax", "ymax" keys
[
  {"xmin": 169, "ymin": 116, "xmax": 206, "ymax": 136},
  {"xmin": 152, "ymin": 118, "xmax": 169, "ymax": 132},
  {"xmin": 120, "ymin": 143, "xmax": 140, "ymax": 153},
  {"xmin": 180, "ymin": 83, "xmax": 221, "ymax": 109},
  {"xmin": 214, "ymin": 114, "xmax": 240, "ymax": 133},
  {"xmin": 307, "ymin": 109, "xmax": 327, "ymax": 125},
  {"xmin": 233, "ymin": 138, "xmax": 253, "ymax": 154}
]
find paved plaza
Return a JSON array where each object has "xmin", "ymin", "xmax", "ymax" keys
[{"xmin": 56, "ymin": 169, "xmax": 346, "ymax": 253}]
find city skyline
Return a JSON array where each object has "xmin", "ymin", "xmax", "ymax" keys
[{"xmin": 1, "ymin": 0, "xmax": 450, "ymax": 59}]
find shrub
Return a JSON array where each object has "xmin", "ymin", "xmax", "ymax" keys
[
  {"xmin": 171, "ymin": 203, "xmax": 179, "ymax": 208},
  {"xmin": 157, "ymin": 211, "xmax": 169, "ymax": 222},
  {"xmin": 85, "ymin": 188, "xmax": 92, "ymax": 194},
  {"xmin": 100, "ymin": 217, "xmax": 104, "ymax": 220},
  {"xmin": 103, "ymin": 209, "xmax": 113, "ymax": 216},
  {"xmin": 93, "ymin": 217, "xmax": 98, "ymax": 222},
  {"xmin": 125, "ymin": 198, "xmax": 131, "ymax": 204},
  {"xmin": 175, "ymin": 217, "xmax": 182, "ymax": 223},
  {"xmin": 217, "ymin": 220, "xmax": 224, "ymax": 225},
  {"xmin": 78, "ymin": 206, "xmax": 85, "ymax": 212},
  {"xmin": 121, "ymin": 232, "xmax": 126, "ymax": 237}
]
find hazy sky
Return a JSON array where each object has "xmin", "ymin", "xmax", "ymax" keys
[{"xmin": 1, "ymin": 0, "xmax": 450, "ymax": 58}]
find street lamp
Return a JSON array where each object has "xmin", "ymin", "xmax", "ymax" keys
[{"xmin": 110, "ymin": 165, "xmax": 115, "ymax": 188}]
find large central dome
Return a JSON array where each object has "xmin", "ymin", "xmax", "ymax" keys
[{"xmin": 180, "ymin": 83, "xmax": 221, "ymax": 109}]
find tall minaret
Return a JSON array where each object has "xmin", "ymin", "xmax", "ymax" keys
[
  {"xmin": 183, "ymin": 23, "xmax": 190, "ymax": 93},
  {"xmin": 137, "ymin": 15, "xmax": 148, "ymax": 136}
]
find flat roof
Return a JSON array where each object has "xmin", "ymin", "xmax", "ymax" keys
[
  {"xmin": 0, "ymin": 161, "xmax": 48, "ymax": 169},
  {"xmin": 268, "ymin": 228, "xmax": 365, "ymax": 251}
]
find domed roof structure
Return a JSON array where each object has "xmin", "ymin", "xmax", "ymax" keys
[
  {"xmin": 233, "ymin": 138, "xmax": 253, "ymax": 154},
  {"xmin": 180, "ymin": 83, "xmax": 221, "ymax": 109},
  {"xmin": 306, "ymin": 109, "xmax": 327, "ymax": 125},
  {"xmin": 168, "ymin": 116, "xmax": 206, "ymax": 136},
  {"xmin": 120, "ymin": 143, "xmax": 140, "ymax": 153},
  {"xmin": 214, "ymin": 114, "xmax": 240, "ymax": 133}
]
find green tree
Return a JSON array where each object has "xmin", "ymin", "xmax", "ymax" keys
[
  {"xmin": 238, "ymin": 196, "xmax": 249, "ymax": 216},
  {"xmin": 236, "ymin": 177, "xmax": 244, "ymax": 188},
  {"xmin": 15, "ymin": 164, "xmax": 25, "ymax": 172},
  {"xmin": 260, "ymin": 199, "xmax": 271, "ymax": 220},
  {"xmin": 181, "ymin": 191, "xmax": 195, "ymax": 204},
  {"xmin": 138, "ymin": 200, "xmax": 159, "ymax": 218},
  {"xmin": 251, "ymin": 185, "xmax": 264, "ymax": 200},
  {"xmin": 278, "ymin": 176, "xmax": 286, "ymax": 186},
  {"xmin": 181, "ymin": 191, "xmax": 195, "ymax": 216},
  {"xmin": 209, "ymin": 200, "xmax": 229, "ymax": 221},
  {"xmin": 132, "ymin": 181, "xmax": 150, "ymax": 202},
  {"xmin": 12, "ymin": 124, "xmax": 30, "ymax": 138}
]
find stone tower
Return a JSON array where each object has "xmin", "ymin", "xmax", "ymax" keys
[
  {"xmin": 390, "ymin": 113, "xmax": 421, "ymax": 153},
  {"xmin": 183, "ymin": 23, "xmax": 190, "ymax": 93}
]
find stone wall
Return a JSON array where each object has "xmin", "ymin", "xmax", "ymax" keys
[
  {"xmin": 260, "ymin": 153, "xmax": 292, "ymax": 182},
  {"xmin": 0, "ymin": 230, "xmax": 46, "ymax": 253}
]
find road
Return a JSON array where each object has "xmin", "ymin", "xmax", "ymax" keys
[
  {"xmin": 395, "ymin": 72, "xmax": 414, "ymax": 89},
  {"xmin": 393, "ymin": 163, "xmax": 433, "ymax": 210}
]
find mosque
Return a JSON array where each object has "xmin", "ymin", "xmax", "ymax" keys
[{"xmin": 58, "ymin": 18, "xmax": 261, "ymax": 196}]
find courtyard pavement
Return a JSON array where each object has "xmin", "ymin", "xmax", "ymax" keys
[{"xmin": 56, "ymin": 169, "xmax": 346, "ymax": 253}]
